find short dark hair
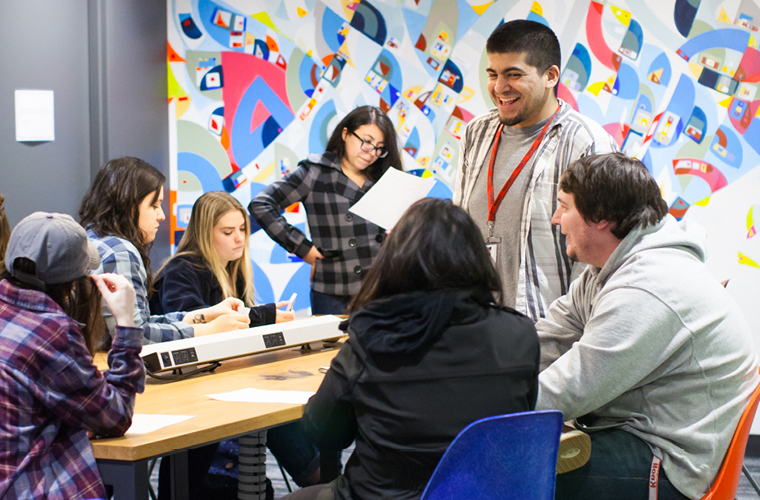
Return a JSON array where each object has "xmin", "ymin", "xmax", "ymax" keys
[
  {"xmin": 325, "ymin": 105, "xmax": 402, "ymax": 182},
  {"xmin": 349, "ymin": 198, "xmax": 503, "ymax": 312},
  {"xmin": 486, "ymin": 20, "xmax": 561, "ymax": 74},
  {"xmin": 559, "ymin": 153, "xmax": 668, "ymax": 239}
]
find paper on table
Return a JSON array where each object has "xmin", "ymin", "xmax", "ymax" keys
[
  {"xmin": 125, "ymin": 414, "xmax": 195, "ymax": 435},
  {"xmin": 349, "ymin": 167, "xmax": 436, "ymax": 230},
  {"xmin": 207, "ymin": 388, "xmax": 315, "ymax": 405}
]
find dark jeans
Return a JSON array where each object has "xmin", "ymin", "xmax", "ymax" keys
[
  {"xmin": 555, "ymin": 428, "xmax": 689, "ymax": 500},
  {"xmin": 158, "ymin": 421, "xmax": 319, "ymax": 499},
  {"xmin": 310, "ymin": 290, "xmax": 351, "ymax": 315}
]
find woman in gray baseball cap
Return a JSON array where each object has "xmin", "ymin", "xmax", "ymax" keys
[{"xmin": 0, "ymin": 211, "xmax": 144, "ymax": 498}]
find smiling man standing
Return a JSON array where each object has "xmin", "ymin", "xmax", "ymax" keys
[{"xmin": 454, "ymin": 20, "xmax": 617, "ymax": 321}]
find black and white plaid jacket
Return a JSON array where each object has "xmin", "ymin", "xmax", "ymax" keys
[{"xmin": 249, "ymin": 152, "xmax": 386, "ymax": 296}]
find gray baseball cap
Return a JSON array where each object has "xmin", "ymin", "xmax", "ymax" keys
[{"xmin": 5, "ymin": 212, "xmax": 101, "ymax": 289}]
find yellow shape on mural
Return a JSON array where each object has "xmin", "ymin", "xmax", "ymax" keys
[
  {"xmin": 457, "ymin": 86, "xmax": 475, "ymax": 103},
  {"xmin": 749, "ymin": 35, "xmax": 758, "ymax": 49},
  {"xmin": 718, "ymin": 6, "xmax": 731, "ymax": 24},
  {"xmin": 339, "ymin": 40, "xmax": 353, "ymax": 68},
  {"xmin": 297, "ymin": 7, "xmax": 308, "ymax": 17},
  {"xmin": 609, "ymin": 4, "xmax": 631, "ymax": 26},
  {"xmin": 694, "ymin": 196, "xmax": 710, "ymax": 207},
  {"xmin": 587, "ymin": 81, "xmax": 607, "ymax": 96},
  {"xmin": 420, "ymin": 169, "xmax": 434, "ymax": 178},
  {"xmin": 738, "ymin": 252, "xmax": 760, "ymax": 268},
  {"xmin": 251, "ymin": 12, "xmax": 290, "ymax": 40},
  {"xmin": 404, "ymin": 85, "xmax": 423, "ymax": 101},
  {"xmin": 167, "ymin": 62, "xmax": 187, "ymax": 99},
  {"xmin": 252, "ymin": 161, "xmax": 275, "ymax": 183},
  {"xmin": 306, "ymin": 49, "xmax": 313, "ymax": 57},
  {"xmin": 472, "ymin": 1, "xmax": 495, "ymax": 15},
  {"xmin": 688, "ymin": 62, "xmax": 704, "ymax": 78},
  {"xmin": 341, "ymin": 0, "xmax": 357, "ymax": 21},
  {"xmin": 245, "ymin": 32, "xmax": 256, "ymax": 49},
  {"xmin": 531, "ymin": 2, "xmax": 543, "ymax": 15},
  {"xmin": 748, "ymin": 206, "xmax": 755, "ymax": 231},
  {"xmin": 717, "ymin": 96, "xmax": 732, "ymax": 108}
]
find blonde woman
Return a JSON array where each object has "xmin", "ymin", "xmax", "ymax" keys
[
  {"xmin": 151, "ymin": 191, "xmax": 318, "ymax": 500},
  {"xmin": 151, "ymin": 191, "xmax": 293, "ymax": 324}
]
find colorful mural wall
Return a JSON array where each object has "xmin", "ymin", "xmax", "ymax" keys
[{"xmin": 167, "ymin": 0, "xmax": 760, "ymax": 329}]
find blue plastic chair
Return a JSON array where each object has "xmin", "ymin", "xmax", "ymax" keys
[{"xmin": 420, "ymin": 410, "xmax": 564, "ymax": 500}]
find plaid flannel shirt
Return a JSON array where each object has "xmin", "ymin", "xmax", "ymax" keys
[
  {"xmin": 87, "ymin": 229, "xmax": 194, "ymax": 344},
  {"xmin": 454, "ymin": 100, "xmax": 619, "ymax": 321},
  {"xmin": 0, "ymin": 279, "xmax": 144, "ymax": 500},
  {"xmin": 249, "ymin": 153, "xmax": 386, "ymax": 296}
]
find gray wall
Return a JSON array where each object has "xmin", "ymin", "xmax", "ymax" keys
[
  {"xmin": 0, "ymin": 0, "xmax": 91, "ymax": 228},
  {"xmin": 0, "ymin": 0, "xmax": 171, "ymax": 261}
]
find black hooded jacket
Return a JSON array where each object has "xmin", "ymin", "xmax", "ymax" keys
[{"xmin": 301, "ymin": 288, "xmax": 539, "ymax": 500}]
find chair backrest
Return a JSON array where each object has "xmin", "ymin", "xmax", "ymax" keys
[
  {"xmin": 420, "ymin": 410, "xmax": 563, "ymax": 500},
  {"xmin": 701, "ymin": 378, "xmax": 760, "ymax": 500}
]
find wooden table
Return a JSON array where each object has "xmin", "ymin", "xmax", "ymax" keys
[{"xmin": 92, "ymin": 343, "xmax": 342, "ymax": 500}]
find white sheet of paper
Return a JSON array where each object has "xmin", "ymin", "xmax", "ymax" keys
[
  {"xmin": 15, "ymin": 90, "xmax": 55, "ymax": 142},
  {"xmin": 207, "ymin": 388, "xmax": 315, "ymax": 405},
  {"xmin": 125, "ymin": 414, "xmax": 195, "ymax": 435},
  {"xmin": 349, "ymin": 168, "xmax": 436, "ymax": 230}
]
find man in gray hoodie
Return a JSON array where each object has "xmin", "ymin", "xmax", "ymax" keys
[{"xmin": 536, "ymin": 152, "xmax": 759, "ymax": 500}]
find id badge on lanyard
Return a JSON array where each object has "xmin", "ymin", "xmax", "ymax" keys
[
  {"xmin": 484, "ymin": 106, "xmax": 558, "ymax": 267},
  {"xmin": 486, "ymin": 221, "xmax": 501, "ymax": 266}
]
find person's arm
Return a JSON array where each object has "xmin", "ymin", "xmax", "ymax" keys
[
  {"xmin": 248, "ymin": 163, "xmax": 317, "ymax": 260},
  {"xmin": 155, "ymin": 257, "xmax": 208, "ymax": 315},
  {"xmin": 301, "ymin": 340, "xmax": 360, "ymax": 450},
  {"xmin": 452, "ymin": 121, "xmax": 471, "ymax": 207},
  {"xmin": 99, "ymin": 242, "xmax": 193, "ymax": 343},
  {"xmin": 249, "ymin": 303, "xmax": 277, "ymax": 326},
  {"xmin": 535, "ymin": 276, "xmax": 589, "ymax": 372},
  {"xmin": 153, "ymin": 258, "xmax": 250, "ymax": 335},
  {"xmin": 536, "ymin": 286, "xmax": 687, "ymax": 421},
  {"xmin": 33, "ymin": 274, "xmax": 145, "ymax": 437}
]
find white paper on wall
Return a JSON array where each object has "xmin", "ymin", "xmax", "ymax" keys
[{"xmin": 14, "ymin": 90, "xmax": 55, "ymax": 142}]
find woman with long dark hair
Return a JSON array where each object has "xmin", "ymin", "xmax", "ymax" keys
[
  {"xmin": 249, "ymin": 105, "xmax": 402, "ymax": 314},
  {"xmin": 80, "ymin": 157, "xmax": 249, "ymax": 345},
  {"xmin": 0, "ymin": 212, "xmax": 143, "ymax": 499},
  {"xmin": 282, "ymin": 198, "xmax": 540, "ymax": 500}
]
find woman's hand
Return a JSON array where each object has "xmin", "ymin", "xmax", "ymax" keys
[
  {"xmin": 183, "ymin": 297, "xmax": 245, "ymax": 324},
  {"xmin": 92, "ymin": 273, "xmax": 136, "ymax": 328},
  {"xmin": 193, "ymin": 313, "xmax": 250, "ymax": 337},
  {"xmin": 274, "ymin": 300, "xmax": 295, "ymax": 323},
  {"xmin": 303, "ymin": 246, "xmax": 324, "ymax": 281}
]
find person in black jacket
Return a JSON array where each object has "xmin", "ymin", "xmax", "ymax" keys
[
  {"xmin": 282, "ymin": 198, "xmax": 540, "ymax": 500},
  {"xmin": 151, "ymin": 191, "xmax": 319, "ymax": 499}
]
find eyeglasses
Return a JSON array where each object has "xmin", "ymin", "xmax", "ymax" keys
[{"xmin": 351, "ymin": 131, "xmax": 389, "ymax": 158}]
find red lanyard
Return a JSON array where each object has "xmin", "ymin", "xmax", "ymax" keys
[{"xmin": 487, "ymin": 106, "xmax": 559, "ymax": 222}]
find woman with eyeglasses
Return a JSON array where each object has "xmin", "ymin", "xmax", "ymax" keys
[{"xmin": 249, "ymin": 106, "xmax": 402, "ymax": 314}]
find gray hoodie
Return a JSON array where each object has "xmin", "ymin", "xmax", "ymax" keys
[{"xmin": 535, "ymin": 215, "xmax": 759, "ymax": 499}]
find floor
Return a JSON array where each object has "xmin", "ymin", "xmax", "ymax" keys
[
  {"xmin": 149, "ymin": 449, "xmax": 760, "ymax": 499},
  {"xmin": 738, "ymin": 455, "xmax": 760, "ymax": 499}
]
